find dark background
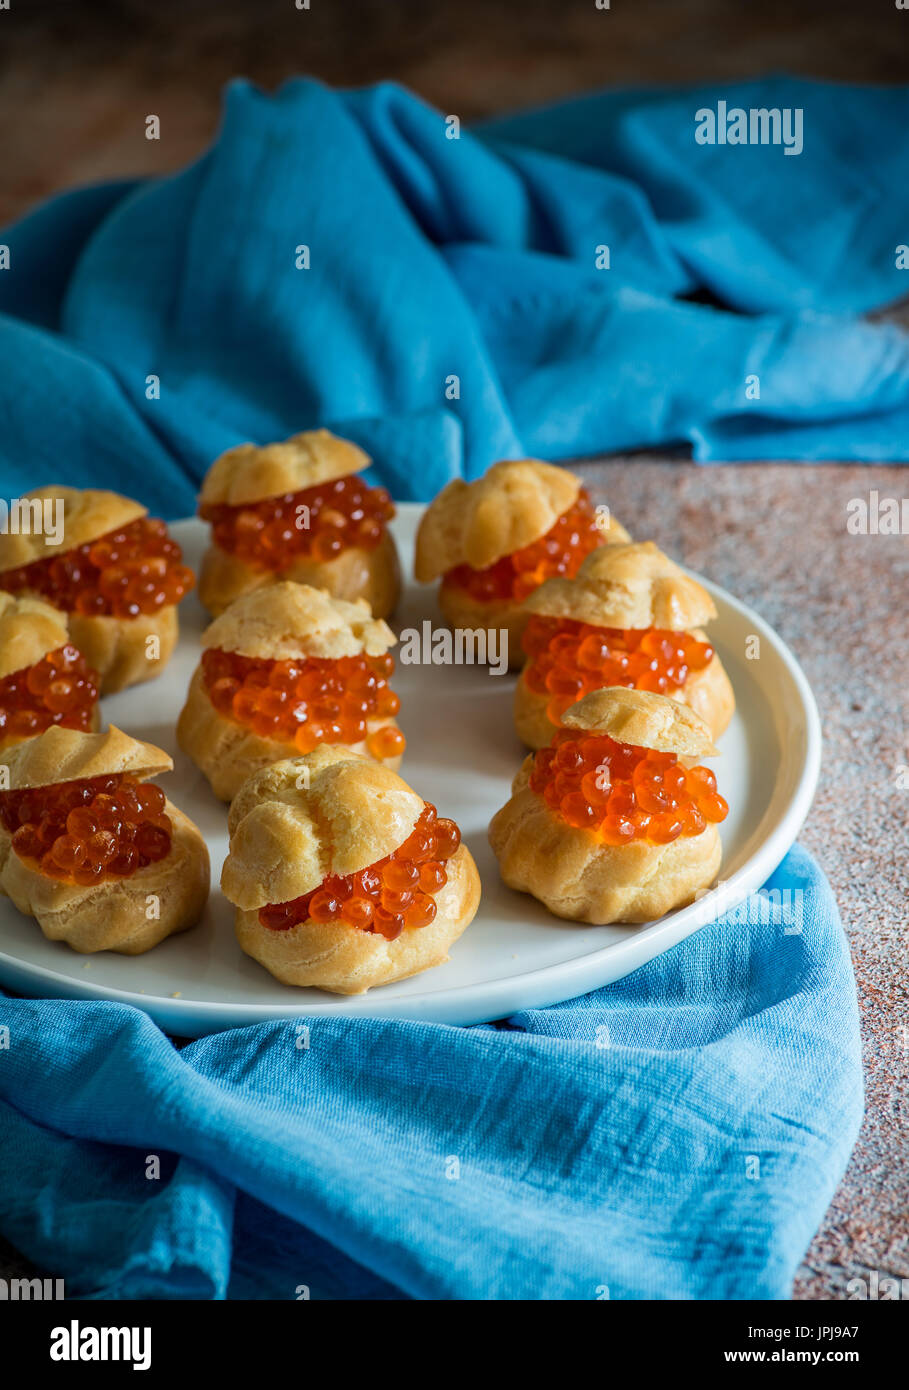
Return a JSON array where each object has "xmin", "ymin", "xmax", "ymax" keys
[{"xmin": 3, "ymin": 0, "xmax": 909, "ymax": 222}]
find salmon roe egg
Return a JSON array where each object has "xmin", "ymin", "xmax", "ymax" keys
[
  {"xmin": 202, "ymin": 647, "xmax": 405, "ymax": 758},
  {"xmin": 199, "ymin": 474, "xmax": 394, "ymax": 571},
  {"xmin": 444, "ymin": 489, "xmax": 602, "ymax": 603},
  {"xmin": 0, "ymin": 644, "xmax": 99, "ymax": 743},
  {"xmin": 0, "ymin": 773, "xmax": 172, "ymax": 885},
  {"xmin": 258, "ymin": 803, "xmax": 460, "ymax": 940},
  {"xmin": 0, "ymin": 518, "xmax": 193, "ymax": 619},
  {"xmin": 528, "ymin": 728, "xmax": 727, "ymax": 846},
  {"xmin": 522, "ymin": 616, "xmax": 714, "ymax": 725}
]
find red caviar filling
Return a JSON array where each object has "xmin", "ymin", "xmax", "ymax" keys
[
  {"xmin": 0, "ymin": 644, "xmax": 99, "ymax": 742},
  {"xmin": 529, "ymin": 729, "xmax": 728, "ymax": 845},
  {"xmin": 202, "ymin": 647, "xmax": 406, "ymax": 759},
  {"xmin": 0, "ymin": 773, "xmax": 172, "ymax": 885},
  {"xmin": 199, "ymin": 474, "xmax": 394, "ymax": 571},
  {"xmin": 443, "ymin": 489, "xmax": 602, "ymax": 603},
  {"xmin": 523, "ymin": 616, "xmax": 714, "ymax": 725},
  {"xmin": 258, "ymin": 804, "xmax": 461, "ymax": 940},
  {"xmin": 0, "ymin": 517, "xmax": 194, "ymax": 619}
]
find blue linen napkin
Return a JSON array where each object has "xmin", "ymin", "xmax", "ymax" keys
[
  {"xmin": 2, "ymin": 75, "xmax": 909, "ymax": 515},
  {"xmin": 0, "ymin": 846, "xmax": 862, "ymax": 1300}
]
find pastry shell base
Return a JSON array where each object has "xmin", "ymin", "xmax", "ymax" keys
[
  {"xmin": 437, "ymin": 580, "xmax": 530, "ymax": 672},
  {"xmin": 513, "ymin": 641, "xmax": 736, "ymax": 749},
  {"xmin": 198, "ymin": 529, "xmax": 401, "ymax": 620},
  {"xmin": 234, "ymin": 841, "xmax": 481, "ymax": 993},
  {"xmin": 68, "ymin": 606, "xmax": 179, "ymax": 696},
  {"xmin": 0, "ymin": 799, "xmax": 210, "ymax": 954},
  {"xmin": 177, "ymin": 666, "xmax": 402, "ymax": 803},
  {"xmin": 489, "ymin": 762, "xmax": 722, "ymax": 925}
]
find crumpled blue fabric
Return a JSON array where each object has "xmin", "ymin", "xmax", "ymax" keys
[
  {"xmin": 1, "ymin": 76, "xmax": 907, "ymax": 516},
  {"xmin": 0, "ymin": 847, "xmax": 863, "ymax": 1300}
]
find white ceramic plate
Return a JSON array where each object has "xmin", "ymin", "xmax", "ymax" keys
[{"xmin": 0, "ymin": 506, "xmax": 821, "ymax": 1035}]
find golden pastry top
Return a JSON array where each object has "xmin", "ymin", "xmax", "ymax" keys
[
  {"xmin": 0, "ymin": 486, "xmax": 147, "ymax": 574},
  {"xmin": 562, "ymin": 688, "xmax": 719, "ymax": 756},
  {"xmin": 414, "ymin": 459, "xmax": 584, "ymax": 582},
  {"xmin": 221, "ymin": 746, "xmax": 424, "ymax": 911},
  {"xmin": 199, "ymin": 429, "xmax": 371, "ymax": 508},
  {"xmin": 524, "ymin": 541, "xmax": 717, "ymax": 630},
  {"xmin": 0, "ymin": 724, "xmax": 172, "ymax": 791},
  {"xmin": 0, "ymin": 593, "xmax": 71, "ymax": 681},
  {"xmin": 200, "ymin": 581, "xmax": 395, "ymax": 661}
]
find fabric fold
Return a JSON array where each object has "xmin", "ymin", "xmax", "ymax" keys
[{"xmin": 1, "ymin": 76, "xmax": 908, "ymax": 510}]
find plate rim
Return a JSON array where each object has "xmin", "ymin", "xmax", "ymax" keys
[{"xmin": 0, "ymin": 508, "xmax": 822, "ymax": 1033}]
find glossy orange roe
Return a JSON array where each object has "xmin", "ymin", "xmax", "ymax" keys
[
  {"xmin": 0, "ymin": 644, "xmax": 99, "ymax": 742},
  {"xmin": 0, "ymin": 518, "xmax": 194, "ymax": 619},
  {"xmin": 529, "ymin": 728, "xmax": 728, "ymax": 846},
  {"xmin": 523, "ymin": 616, "xmax": 714, "ymax": 724},
  {"xmin": 199, "ymin": 474, "xmax": 395, "ymax": 571},
  {"xmin": 0, "ymin": 773, "xmax": 172, "ymax": 885},
  {"xmin": 202, "ymin": 647, "xmax": 406, "ymax": 759},
  {"xmin": 258, "ymin": 804, "xmax": 461, "ymax": 940},
  {"xmin": 444, "ymin": 489, "xmax": 602, "ymax": 603}
]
